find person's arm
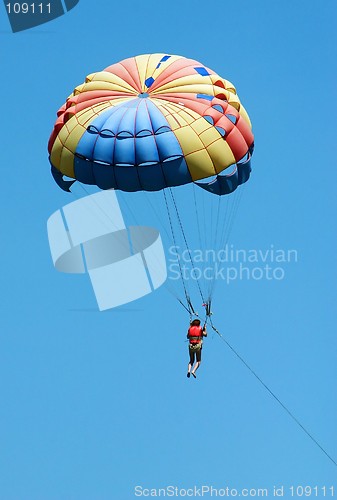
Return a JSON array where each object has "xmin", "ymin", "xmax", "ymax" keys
[{"xmin": 202, "ymin": 326, "xmax": 208, "ymax": 337}]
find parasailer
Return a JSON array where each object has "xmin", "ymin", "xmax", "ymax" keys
[{"xmin": 187, "ymin": 319, "xmax": 207, "ymax": 378}]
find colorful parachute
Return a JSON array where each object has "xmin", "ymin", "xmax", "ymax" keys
[
  {"xmin": 48, "ymin": 54, "xmax": 254, "ymax": 195},
  {"xmin": 48, "ymin": 54, "xmax": 255, "ymax": 314}
]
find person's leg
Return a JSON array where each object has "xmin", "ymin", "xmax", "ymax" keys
[
  {"xmin": 187, "ymin": 349, "xmax": 195, "ymax": 377},
  {"xmin": 191, "ymin": 348, "xmax": 202, "ymax": 376},
  {"xmin": 191, "ymin": 361, "xmax": 200, "ymax": 375}
]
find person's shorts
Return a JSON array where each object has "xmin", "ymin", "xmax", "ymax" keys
[{"xmin": 189, "ymin": 346, "xmax": 202, "ymax": 363}]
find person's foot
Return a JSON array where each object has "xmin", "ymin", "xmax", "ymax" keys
[
  {"xmin": 187, "ymin": 372, "xmax": 191, "ymax": 378},
  {"xmin": 192, "ymin": 372, "xmax": 196, "ymax": 378}
]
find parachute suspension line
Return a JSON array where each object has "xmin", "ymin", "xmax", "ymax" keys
[
  {"xmin": 121, "ymin": 190, "xmax": 185, "ymax": 303},
  {"xmin": 218, "ymin": 189, "xmax": 238, "ymax": 251},
  {"xmin": 219, "ymin": 185, "xmax": 244, "ymax": 253},
  {"xmin": 200, "ymin": 189, "xmax": 233, "ymax": 306},
  {"xmin": 208, "ymin": 185, "xmax": 246, "ymax": 303},
  {"xmin": 204, "ymin": 301, "xmax": 212, "ymax": 317},
  {"xmin": 213, "ymin": 196, "xmax": 222, "ymax": 266},
  {"xmin": 207, "ymin": 194, "xmax": 222, "ymax": 302},
  {"xmin": 168, "ymin": 187, "xmax": 206, "ymax": 306},
  {"xmin": 193, "ymin": 183, "xmax": 207, "ymax": 284},
  {"xmin": 193, "ymin": 184, "xmax": 212, "ymax": 306},
  {"xmin": 140, "ymin": 191, "xmax": 197, "ymax": 310},
  {"xmin": 206, "ymin": 191, "xmax": 214, "ymax": 302},
  {"xmin": 220, "ymin": 195, "xmax": 231, "ymax": 250},
  {"xmin": 115, "ymin": 190, "xmax": 138, "ymax": 227},
  {"xmin": 202, "ymin": 188, "xmax": 207, "ymax": 248},
  {"xmin": 74, "ymin": 185, "xmax": 182, "ymax": 308},
  {"xmin": 209, "ymin": 318, "xmax": 337, "ymax": 468},
  {"xmin": 200, "ymin": 189, "xmax": 214, "ymax": 318},
  {"xmin": 108, "ymin": 189, "xmax": 171, "ymax": 284},
  {"xmin": 118, "ymin": 189, "xmax": 192, "ymax": 312},
  {"xmin": 162, "ymin": 188, "xmax": 193, "ymax": 318},
  {"xmin": 177, "ymin": 298, "xmax": 195, "ymax": 316},
  {"xmin": 192, "ymin": 184, "xmax": 201, "ymax": 242},
  {"xmin": 74, "ymin": 184, "xmax": 127, "ymax": 236},
  {"xmin": 142, "ymin": 191, "xmax": 172, "ymax": 241},
  {"xmin": 225, "ymin": 185, "xmax": 245, "ymax": 247}
]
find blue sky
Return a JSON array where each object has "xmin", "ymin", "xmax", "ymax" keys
[{"xmin": 1, "ymin": 0, "xmax": 336, "ymax": 498}]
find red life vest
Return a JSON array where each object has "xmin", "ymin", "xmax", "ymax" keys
[{"xmin": 188, "ymin": 325, "xmax": 203, "ymax": 344}]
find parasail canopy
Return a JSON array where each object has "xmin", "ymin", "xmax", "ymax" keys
[{"xmin": 48, "ymin": 53, "xmax": 254, "ymax": 196}]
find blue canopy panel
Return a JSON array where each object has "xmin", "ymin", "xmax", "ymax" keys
[
  {"xmin": 70, "ymin": 155, "xmax": 192, "ymax": 192},
  {"xmin": 195, "ymin": 155, "xmax": 252, "ymax": 196},
  {"xmin": 53, "ymin": 97, "xmax": 192, "ymax": 192}
]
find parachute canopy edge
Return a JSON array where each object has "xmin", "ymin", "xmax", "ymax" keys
[
  {"xmin": 195, "ymin": 153, "xmax": 252, "ymax": 196},
  {"xmin": 51, "ymin": 164, "xmax": 76, "ymax": 192}
]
